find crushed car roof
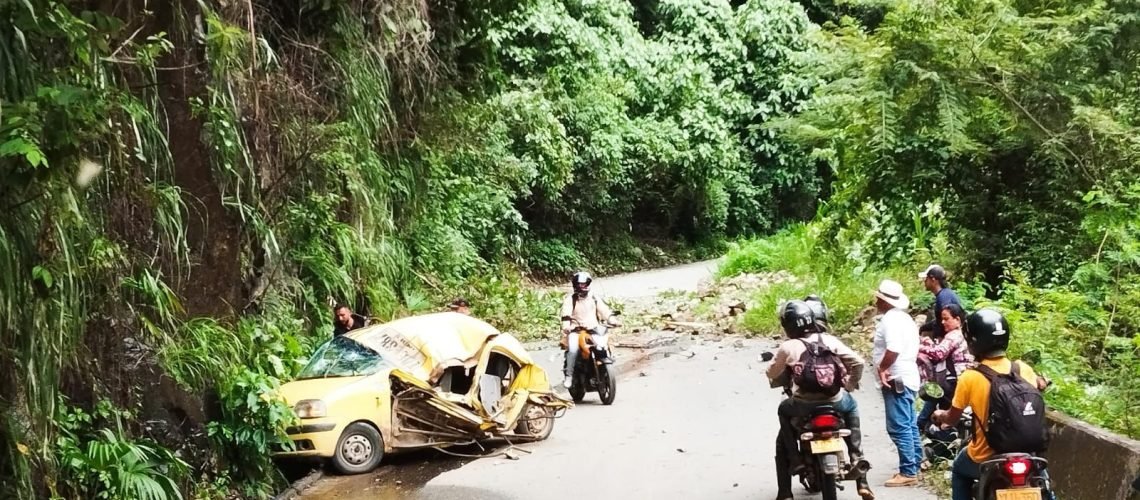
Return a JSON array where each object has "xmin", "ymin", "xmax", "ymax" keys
[{"xmin": 347, "ymin": 312, "xmax": 534, "ymax": 383}]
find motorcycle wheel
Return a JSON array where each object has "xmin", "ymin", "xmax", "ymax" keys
[
  {"xmin": 569, "ymin": 379, "xmax": 585, "ymax": 403},
  {"xmin": 820, "ymin": 474, "xmax": 838, "ymax": 500},
  {"xmin": 599, "ymin": 365, "xmax": 617, "ymax": 405}
]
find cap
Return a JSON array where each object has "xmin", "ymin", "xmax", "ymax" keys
[{"xmin": 918, "ymin": 264, "xmax": 946, "ymax": 280}]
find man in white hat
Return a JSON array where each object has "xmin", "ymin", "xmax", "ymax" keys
[{"xmin": 872, "ymin": 279, "xmax": 923, "ymax": 487}]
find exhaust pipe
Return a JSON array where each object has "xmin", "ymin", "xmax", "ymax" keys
[{"xmin": 845, "ymin": 458, "xmax": 872, "ymax": 480}]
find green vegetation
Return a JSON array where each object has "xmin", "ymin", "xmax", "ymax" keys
[
  {"xmin": 758, "ymin": 0, "xmax": 1140, "ymax": 439},
  {"xmin": 719, "ymin": 221, "xmax": 1140, "ymax": 440},
  {"xmin": 1, "ymin": 0, "xmax": 820, "ymax": 497},
  {"xmin": 4, "ymin": 0, "xmax": 1140, "ymax": 497}
]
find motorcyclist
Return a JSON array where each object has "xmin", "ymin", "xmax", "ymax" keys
[
  {"xmin": 560, "ymin": 271, "xmax": 617, "ymax": 389},
  {"xmin": 932, "ymin": 309, "xmax": 1054, "ymax": 500},
  {"xmin": 767, "ymin": 299, "xmax": 874, "ymax": 500}
]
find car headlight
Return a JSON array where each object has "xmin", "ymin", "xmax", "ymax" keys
[{"xmin": 294, "ymin": 399, "xmax": 327, "ymax": 419}]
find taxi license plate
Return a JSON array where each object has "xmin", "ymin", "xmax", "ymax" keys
[
  {"xmin": 995, "ymin": 489, "xmax": 1042, "ymax": 500},
  {"xmin": 809, "ymin": 438, "xmax": 844, "ymax": 454}
]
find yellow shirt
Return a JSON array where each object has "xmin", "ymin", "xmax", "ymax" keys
[{"xmin": 952, "ymin": 357, "xmax": 1039, "ymax": 462}]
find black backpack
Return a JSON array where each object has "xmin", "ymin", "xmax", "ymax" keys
[
  {"xmin": 973, "ymin": 362, "xmax": 1049, "ymax": 454},
  {"xmin": 791, "ymin": 334, "xmax": 847, "ymax": 397}
]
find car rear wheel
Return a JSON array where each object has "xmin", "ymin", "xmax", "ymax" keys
[
  {"xmin": 331, "ymin": 422, "xmax": 384, "ymax": 475},
  {"xmin": 514, "ymin": 404, "xmax": 555, "ymax": 441}
]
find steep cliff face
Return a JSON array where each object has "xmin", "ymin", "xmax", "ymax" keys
[{"xmin": 1, "ymin": 0, "xmax": 818, "ymax": 497}]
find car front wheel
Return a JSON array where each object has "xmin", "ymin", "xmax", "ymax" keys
[{"xmin": 331, "ymin": 422, "xmax": 384, "ymax": 475}]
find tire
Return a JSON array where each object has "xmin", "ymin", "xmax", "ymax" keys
[
  {"xmin": 569, "ymin": 378, "xmax": 586, "ymax": 403},
  {"xmin": 820, "ymin": 474, "xmax": 838, "ymax": 500},
  {"xmin": 514, "ymin": 404, "xmax": 555, "ymax": 441},
  {"xmin": 331, "ymin": 422, "xmax": 384, "ymax": 475},
  {"xmin": 599, "ymin": 366, "xmax": 617, "ymax": 405}
]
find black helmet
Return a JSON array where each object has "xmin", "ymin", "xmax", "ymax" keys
[
  {"xmin": 571, "ymin": 271, "xmax": 592, "ymax": 297},
  {"xmin": 963, "ymin": 308, "xmax": 1010, "ymax": 358},
  {"xmin": 804, "ymin": 294, "xmax": 829, "ymax": 325},
  {"xmin": 780, "ymin": 300, "xmax": 817, "ymax": 339}
]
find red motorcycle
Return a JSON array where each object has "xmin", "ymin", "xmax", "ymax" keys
[{"xmin": 976, "ymin": 453, "xmax": 1054, "ymax": 500}]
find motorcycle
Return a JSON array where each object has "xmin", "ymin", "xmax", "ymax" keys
[
  {"xmin": 918, "ymin": 381, "xmax": 973, "ymax": 463},
  {"xmin": 563, "ymin": 317, "xmax": 619, "ymax": 405},
  {"xmin": 789, "ymin": 405, "xmax": 872, "ymax": 500},
  {"xmin": 973, "ymin": 375, "xmax": 1056, "ymax": 500},
  {"xmin": 758, "ymin": 351, "xmax": 870, "ymax": 500},
  {"xmin": 976, "ymin": 453, "xmax": 1054, "ymax": 500}
]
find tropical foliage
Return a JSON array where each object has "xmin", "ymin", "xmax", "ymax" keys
[
  {"xmin": 5, "ymin": 0, "xmax": 1140, "ymax": 497},
  {"xmin": 0, "ymin": 0, "xmax": 819, "ymax": 497}
]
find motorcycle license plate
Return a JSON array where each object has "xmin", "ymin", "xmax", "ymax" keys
[
  {"xmin": 809, "ymin": 438, "xmax": 844, "ymax": 454},
  {"xmin": 995, "ymin": 489, "xmax": 1041, "ymax": 500}
]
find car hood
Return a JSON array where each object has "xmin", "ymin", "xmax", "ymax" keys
[{"xmin": 277, "ymin": 373, "xmax": 388, "ymax": 406}]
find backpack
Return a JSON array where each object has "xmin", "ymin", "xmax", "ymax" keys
[
  {"xmin": 791, "ymin": 334, "xmax": 847, "ymax": 397},
  {"xmin": 973, "ymin": 362, "xmax": 1049, "ymax": 454}
]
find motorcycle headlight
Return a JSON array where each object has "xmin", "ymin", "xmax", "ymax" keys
[{"xmin": 294, "ymin": 399, "xmax": 327, "ymax": 419}]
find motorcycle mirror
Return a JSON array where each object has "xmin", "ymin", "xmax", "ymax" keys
[{"xmin": 760, "ymin": 351, "xmax": 775, "ymax": 362}]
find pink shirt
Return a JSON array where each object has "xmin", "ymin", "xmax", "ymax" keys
[{"xmin": 919, "ymin": 328, "xmax": 972, "ymax": 376}]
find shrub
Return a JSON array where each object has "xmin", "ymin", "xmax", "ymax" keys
[{"xmin": 56, "ymin": 400, "xmax": 189, "ymax": 500}]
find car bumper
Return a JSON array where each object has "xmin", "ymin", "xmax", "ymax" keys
[{"xmin": 272, "ymin": 418, "xmax": 342, "ymax": 458}]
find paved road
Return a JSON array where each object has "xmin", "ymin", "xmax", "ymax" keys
[
  {"xmin": 427, "ymin": 340, "xmax": 935, "ymax": 500},
  {"xmin": 590, "ymin": 260, "xmax": 722, "ymax": 299},
  {"xmin": 296, "ymin": 259, "xmax": 938, "ymax": 500},
  {"xmin": 300, "ymin": 339, "xmax": 937, "ymax": 500}
]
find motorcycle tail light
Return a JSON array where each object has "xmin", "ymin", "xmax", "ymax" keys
[
  {"xmin": 810, "ymin": 414, "xmax": 840, "ymax": 430},
  {"xmin": 1003, "ymin": 457, "xmax": 1032, "ymax": 486}
]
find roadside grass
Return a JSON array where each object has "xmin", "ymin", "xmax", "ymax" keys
[
  {"xmin": 719, "ymin": 224, "xmax": 924, "ymax": 347},
  {"xmin": 923, "ymin": 461, "xmax": 953, "ymax": 498}
]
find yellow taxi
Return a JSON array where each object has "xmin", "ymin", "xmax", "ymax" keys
[{"xmin": 272, "ymin": 312, "xmax": 568, "ymax": 474}]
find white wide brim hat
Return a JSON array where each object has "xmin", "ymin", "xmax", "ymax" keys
[{"xmin": 875, "ymin": 279, "xmax": 910, "ymax": 309}]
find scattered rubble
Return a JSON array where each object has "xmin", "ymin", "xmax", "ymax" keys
[{"xmin": 617, "ymin": 271, "xmax": 795, "ymax": 340}]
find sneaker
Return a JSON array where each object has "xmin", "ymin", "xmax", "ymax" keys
[
  {"xmin": 884, "ymin": 473, "xmax": 918, "ymax": 487},
  {"xmin": 562, "ymin": 378, "xmax": 572, "ymax": 389}
]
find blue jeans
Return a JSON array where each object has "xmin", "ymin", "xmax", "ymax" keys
[
  {"xmin": 882, "ymin": 387, "xmax": 923, "ymax": 476},
  {"xmin": 951, "ymin": 450, "xmax": 980, "ymax": 500}
]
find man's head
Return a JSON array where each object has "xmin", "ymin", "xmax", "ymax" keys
[
  {"xmin": 874, "ymin": 279, "xmax": 910, "ymax": 313},
  {"xmin": 918, "ymin": 264, "xmax": 948, "ymax": 293},
  {"xmin": 334, "ymin": 303, "xmax": 354, "ymax": 327},
  {"xmin": 804, "ymin": 294, "xmax": 830, "ymax": 330},
  {"xmin": 963, "ymin": 308, "xmax": 1010, "ymax": 359},
  {"xmin": 448, "ymin": 297, "xmax": 471, "ymax": 315},
  {"xmin": 779, "ymin": 300, "xmax": 817, "ymax": 339},
  {"xmin": 571, "ymin": 271, "xmax": 592, "ymax": 298}
]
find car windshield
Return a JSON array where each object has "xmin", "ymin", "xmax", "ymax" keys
[{"xmin": 297, "ymin": 336, "xmax": 390, "ymax": 379}]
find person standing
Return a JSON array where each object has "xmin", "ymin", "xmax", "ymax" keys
[
  {"xmin": 333, "ymin": 303, "xmax": 366, "ymax": 337},
  {"xmin": 872, "ymin": 279, "xmax": 923, "ymax": 487},
  {"xmin": 918, "ymin": 264, "xmax": 961, "ymax": 338}
]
